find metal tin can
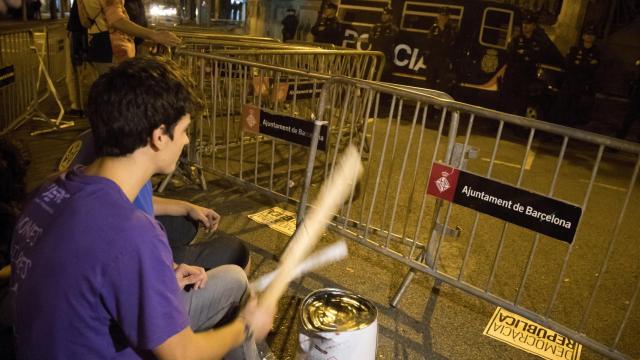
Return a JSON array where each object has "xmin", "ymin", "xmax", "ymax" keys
[{"xmin": 299, "ymin": 288, "xmax": 378, "ymax": 360}]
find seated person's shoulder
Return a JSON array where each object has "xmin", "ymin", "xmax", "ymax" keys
[{"xmin": 56, "ymin": 172, "xmax": 165, "ymax": 249}]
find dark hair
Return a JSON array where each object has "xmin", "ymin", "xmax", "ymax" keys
[
  {"xmin": 0, "ymin": 137, "xmax": 29, "ymax": 204},
  {"xmin": 87, "ymin": 57, "xmax": 203, "ymax": 157}
]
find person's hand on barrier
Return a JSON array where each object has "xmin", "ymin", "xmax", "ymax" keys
[
  {"xmin": 151, "ymin": 30, "xmax": 181, "ymax": 47},
  {"xmin": 240, "ymin": 296, "xmax": 276, "ymax": 342},
  {"xmin": 186, "ymin": 203, "xmax": 221, "ymax": 232},
  {"xmin": 174, "ymin": 263, "xmax": 207, "ymax": 290}
]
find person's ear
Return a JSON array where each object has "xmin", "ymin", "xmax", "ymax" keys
[{"xmin": 150, "ymin": 125, "xmax": 169, "ymax": 151}]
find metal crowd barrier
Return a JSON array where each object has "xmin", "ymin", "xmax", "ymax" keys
[
  {"xmin": 203, "ymin": 49, "xmax": 385, "ymax": 82},
  {"xmin": 169, "ymin": 49, "xmax": 640, "ymax": 360},
  {"xmin": 1, "ymin": 28, "xmax": 38, "ymax": 134},
  {"xmin": 0, "ymin": 22, "xmax": 69, "ymax": 135},
  {"xmin": 177, "ymin": 40, "xmax": 316, "ymax": 53},
  {"xmin": 40, "ymin": 22, "xmax": 67, "ymax": 84},
  {"xmin": 171, "ymin": 41, "xmax": 384, "ymax": 82},
  {"xmin": 166, "ymin": 51, "xmax": 331, "ymax": 205},
  {"xmin": 302, "ymin": 76, "xmax": 640, "ymax": 360},
  {"xmin": 153, "ymin": 25, "xmax": 281, "ymax": 44}
]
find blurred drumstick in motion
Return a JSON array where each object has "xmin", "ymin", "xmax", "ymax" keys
[
  {"xmin": 260, "ymin": 145, "xmax": 363, "ymax": 309},
  {"xmin": 251, "ymin": 240, "xmax": 348, "ymax": 292}
]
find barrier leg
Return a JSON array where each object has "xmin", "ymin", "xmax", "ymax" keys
[
  {"xmin": 390, "ymin": 223, "xmax": 460, "ymax": 307},
  {"xmin": 29, "ymin": 34, "xmax": 74, "ymax": 136},
  {"xmin": 198, "ymin": 164, "xmax": 208, "ymax": 191},
  {"xmin": 390, "ymin": 268, "xmax": 418, "ymax": 307},
  {"xmin": 158, "ymin": 160, "xmax": 207, "ymax": 194},
  {"xmin": 278, "ymin": 119, "xmax": 326, "ymax": 258},
  {"xmin": 157, "ymin": 170, "xmax": 175, "ymax": 194}
]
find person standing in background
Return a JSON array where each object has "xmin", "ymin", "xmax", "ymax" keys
[
  {"xmin": 281, "ymin": 8, "xmax": 299, "ymax": 42},
  {"xmin": 424, "ymin": 7, "xmax": 458, "ymax": 93},
  {"xmin": 48, "ymin": 0, "xmax": 56, "ymax": 19},
  {"xmin": 617, "ymin": 58, "xmax": 640, "ymax": 141},
  {"xmin": 552, "ymin": 25, "xmax": 600, "ymax": 126},
  {"xmin": 311, "ymin": 2, "xmax": 344, "ymax": 46},
  {"xmin": 369, "ymin": 5, "xmax": 398, "ymax": 81},
  {"xmin": 501, "ymin": 12, "xmax": 543, "ymax": 116}
]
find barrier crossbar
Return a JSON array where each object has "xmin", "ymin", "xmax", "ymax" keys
[
  {"xmin": 172, "ymin": 40, "xmax": 385, "ymax": 82},
  {"xmin": 202, "ymin": 49, "xmax": 385, "ymax": 82}
]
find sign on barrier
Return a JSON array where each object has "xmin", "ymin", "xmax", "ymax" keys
[
  {"xmin": 284, "ymin": 80, "xmax": 324, "ymax": 100},
  {"xmin": 484, "ymin": 307, "xmax": 583, "ymax": 360},
  {"xmin": 426, "ymin": 162, "xmax": 582, "ymax": 243},
  {"xmin": 0, "ymin": 65, "xmax": 15, "ymax": 88},
  {"xmin": 242, "ymin": 104, "xmax": 328, "ymax": 150}
]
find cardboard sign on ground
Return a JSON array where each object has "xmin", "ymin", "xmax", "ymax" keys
[
  {"xmin": 248, "ymin": 206, "xmax": 297, "ymax": 236},
  {"xmin": 484, "ymin": 307, "xmax": 582, "ymax": 360}
]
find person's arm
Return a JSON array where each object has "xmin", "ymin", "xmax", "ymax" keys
[
  {"xmin": 110, "ymin": 18, "xmax": 181, "ymax": 46},
  {"xmin": 102, "ymin": 0, "xmax": 180, "ymax": 46},
  {"xmin": 153, "ymin": 196, "xmax": 220, "ymax": 231},
  {"xmin": 154, "ymin": 320, "xmax": 245, "ymax": 360},
  {"xmin": 154, "ymin": 297, "xmax": 275, "ymax": 360}
]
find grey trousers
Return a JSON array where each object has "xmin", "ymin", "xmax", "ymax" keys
[{"xmin": 181, "ymin": 265, "xmax": 258, "ymax": 360}]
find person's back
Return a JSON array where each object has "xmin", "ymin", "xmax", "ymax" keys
[{"xmin": 12, "ymin": 171, "xmax": 186, "ymax": 358}]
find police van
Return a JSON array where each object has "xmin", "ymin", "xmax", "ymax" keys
[{"xmin": 333, "ymin": 0, "xmax": 563, "ymax": 117}]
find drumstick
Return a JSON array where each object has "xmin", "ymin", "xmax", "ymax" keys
[
  {"xmin": 251, "ymin": 240, "xmax": 348, "ymax": 292},
  {"xmin": 260, "ymin": 145, "xmax": 363, "ymax": 309}
]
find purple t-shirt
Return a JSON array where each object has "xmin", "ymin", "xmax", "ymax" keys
[{"xmin": 11, "ymin": 168, "xmax": 189, "ymax": 359}]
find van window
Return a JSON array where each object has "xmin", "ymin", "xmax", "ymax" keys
[
  {"xmin": 479, "ymin": 7, "xmax": 514, "ymax": 49},
  {"xmin": 400, "ymin": 2, "xmax": 463, "ymax": 33},
  {"xmin": 338, "ymin": 4, "xmax": 380, "ymax": 27}
]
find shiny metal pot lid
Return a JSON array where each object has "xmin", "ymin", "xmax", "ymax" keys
[{"xmin": 300, "ymin": 288, "xmax": 377, "ymax": 332}]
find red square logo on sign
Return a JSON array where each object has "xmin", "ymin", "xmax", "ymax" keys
[
  {"xmin": 242, "ymin": 104, "xmax": 260, "ymax": 134},
  {"xmin": 426, "ymin": 163, "xmax": 460, "ymax": 202}
]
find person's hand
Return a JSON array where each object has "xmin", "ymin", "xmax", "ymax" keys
[
  {"xmin": 240, "ymin": 296, "xmax": 276, "ymax": 341},
  {"xmin": 174, "ymin": 263, "xmax": 207, "ymax": 290},
  {"xmin": 186, "ymin": 203, "xmax": 221, "ymax": 232},
  {"xmin": 151, "ymin": 30, "xmax": 181, "ymax": 47}
]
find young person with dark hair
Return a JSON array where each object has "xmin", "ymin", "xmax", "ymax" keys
[
  {"xmin": 60, "ymin": 128, "xmax": 251, "ymax": 271},
  {"xmin": 11, "ymin": 57, "xmax": 275, "ymax": 359}
]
